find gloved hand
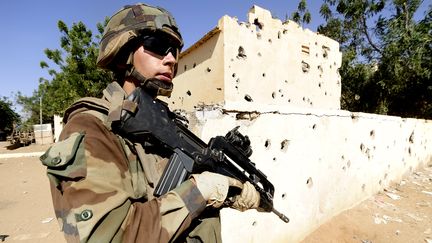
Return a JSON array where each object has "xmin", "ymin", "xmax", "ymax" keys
[
  {"xmin": 230, "ymin": 181, "xmax": 260, "ymax": 212},
  {"xmin": 191, "ymin": 172, "xmax": 260, "ymax": 211}
]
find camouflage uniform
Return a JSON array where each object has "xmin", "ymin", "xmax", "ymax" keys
[{"xmin": 40, "ymin": 82, "xmax": 222, "ymax": 242}]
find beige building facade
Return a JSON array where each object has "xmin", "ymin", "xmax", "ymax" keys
[{"xmin": 164, "ymin": 6, "xmax": 432, "ymax": 242}]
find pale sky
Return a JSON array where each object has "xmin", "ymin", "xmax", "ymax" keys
[{"xmin": 0, "ymin": 0, "xmax": 429, "ymax": 110}]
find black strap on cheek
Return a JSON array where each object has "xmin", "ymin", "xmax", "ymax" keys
[{"xmin": 129, "ymin": 67, "xmax": 173, "ymax": 97}]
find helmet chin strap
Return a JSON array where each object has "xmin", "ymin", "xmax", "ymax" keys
[{"xmin": 125, "ymin": 64, "xmax": 174, "ymax": 98}]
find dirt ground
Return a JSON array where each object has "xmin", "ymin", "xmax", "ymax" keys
[
  {"xmin": 0, "ymin": 142, "xmax": 64, "ymax": 243},
  {"xmin": 0, "ymin": 142, "xmax": 431, "ymax": 243}
]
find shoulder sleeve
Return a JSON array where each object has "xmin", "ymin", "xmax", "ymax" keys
[{"xmin": 41, "ymin": 112, "xmax": 206, "ymax": 243}]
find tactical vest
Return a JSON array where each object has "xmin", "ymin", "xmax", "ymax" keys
[
  {"xmin": 62, "ymin": 82, "xmax": 166, "ymax": 197},
  {"xmin": 61, "ymin": 82, "xmax": 222, "ymax": 242}
]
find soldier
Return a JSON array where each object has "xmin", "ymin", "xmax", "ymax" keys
[{"xmin": 40, "ymin": 3, "xmax": 260, "ymax": 243}]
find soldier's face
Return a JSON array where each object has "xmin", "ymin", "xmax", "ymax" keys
[{"xmin": 133, "ymin": 45, "xmax": 177, "ymax": 83}]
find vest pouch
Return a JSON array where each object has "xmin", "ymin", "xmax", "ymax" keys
[{"xmin": 40, "ymin": 132, "xmax": 87, "ymax": 187}]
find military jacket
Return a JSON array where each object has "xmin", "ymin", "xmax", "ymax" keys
[{"xmin": 40, "ymin": 83, "xmax": 222, "ymax": 242}]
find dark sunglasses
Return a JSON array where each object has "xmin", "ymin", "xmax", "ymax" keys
[{"xmin": 141, "ymin": 36, "xmax": 180, "ymax": 59}]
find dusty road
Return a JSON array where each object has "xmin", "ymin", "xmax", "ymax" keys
[
  {"xmin": 0, "ymin": 142, "xmax": 65, "ymax": 243},
  {"xmin": 302, "ymin": 166, "xmax": 432, "ymax": 243},
  {"xmin": 0, "ymin": 142, "xmax": 431, "ymax": 243}
]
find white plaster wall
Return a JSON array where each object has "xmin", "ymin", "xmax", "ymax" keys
[
  {"xmin": 222, "ymin": 6, "xmax": 341, "ymax": 111},
  {"xmin": 53, "ymin": 114, "xmax": 63, "ymax": 143},
  {"xmin": 190, "ymin": 107, "xmax": 432, "ymax": 242},
  {"xmin": 167, "ymin": 5, "xmax": 342, "ymax": 112},
  {"xmin": 166, "ymin": 29, "xmax": 225, "ymax": 111},
  {"xmin": 164, "ymin": 5, "xmax": 432, "ymax": 242}
]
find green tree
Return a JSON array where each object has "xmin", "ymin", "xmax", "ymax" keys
[
  {"xmin": 291, "ymin": 0, "xmax": 312, "ymax": 26},
  {"xmin": 319, "ymin": 0, "xmax": 431, "ymax": 118},
  {"xmin": 18, "ymin": 19, "xmax": 112, "ymax": 124},
  {"xmin": 0, "ymin": 97, "xmax": 20, "ymax": 134}
]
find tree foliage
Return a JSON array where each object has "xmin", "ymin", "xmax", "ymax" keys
[
  {"xmin": 291, "ymin": 0, "xmax": 312, "ymax": 26},
  {"xmin": 318, "ymin": 0, "xmax": 432, "ymax": 118},
  {"xmin": 17, "ymin": 19, "xmax": 112, "ymax": 124},
  {"xmin": 0, "ymin": 97, "xmax": 20, "ymax": 134}
]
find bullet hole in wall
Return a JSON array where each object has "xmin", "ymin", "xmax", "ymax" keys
[
  {"xmin": 262, "ymin": 73, "xmax": 266, "ymax": 77},
  {"xmin": 252, "ymin": 221, "xmax": 257, "ymax": 226},
  {"xmin": 306, "ymin": 177, "xmax": 313, "ymax": 188},
  {"xmin": 409, "ymin": 131, "xmax": 414, "ymax": 143},
  {"xmin": 237, "ymin": 46, "xmax": 247, "ymax": 59},
  {"xmin": 232, "ymin": 73, "xmax": 236, "ymax": 78},
  {"xmin": 193, "ymin": 63, "xmax": 196, "ymax": 68},
  {"xmin": 186, "ymin": 90, "xmax": 192, "ymax": 96},
  {"xmin": 302, "ymin": 61, "xmax": 310, "ymax": 73},
  {"xmin": 253, "ymin": 18, "xmax": 263, "ymax": 30},
  {"xmin": 206, "ymin": 67, "xmax": 211, "ymax": 72},
  {"xmin": 268, "ymin": 38, "xmax": 272, "ymax": 43},
  {"xmin": 281, "ymin": 139, "xmax": 289, "ymax": 151},
  {"xmin": 272, "ymin": 92, "xmax": 276, "ymax": 99},
  {"xmin": 273, "ymin": 157, "xmax": 277, "ymax": 162},
  {"xmin": 264, "ymin": 139, "xmax": 271, "ymax": 148},
  {"xmin": 257, "ymin": 52, "xmax": 262, "ymax": 57},
  {"xmin": 370, "ymin": 130, "xmax": 375, "ymax": 138},
  {"xmin": 184, "ymin": 65, "xmax": 187, "ymax": 71},
  {"xmin": 236, "ymin": 78, "xmax": 240, "ymax": 84},
  {"xmin": 256, "ymin": 32, "xmax": 262, "ymax": 39},
  {"xmin": 244, "ymin": 94, "xmax": 253, "ymax": 102},
  {"xmin": 360, "ymin": 143, "xmax": 365, "ymax": 152},
  {"xmin": 217, "ymin": 88, "xmax": 222, "ymax": 91},
  {"xmin": 322, "ymin": 46, "xmax": 330, "ymax": 58},
  {"xmin": 278, "ymin": 31, "xmax": 281, "ymax": 39},
  {"xmin": 312, "ymin": 124, "xmax": 317, "ymax": 130},
  {"xmin": 282, "ymin": 193, "xmax": 286, "ymax": 199}
]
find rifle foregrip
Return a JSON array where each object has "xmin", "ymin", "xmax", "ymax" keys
[{"xmin": 154, "ymin": 148, "xmax": 195, "ymax": 197}]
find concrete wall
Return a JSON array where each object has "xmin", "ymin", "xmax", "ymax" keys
[
  {"xmin": 165, "ymin": 5, "xmax": 432, "ymax": 242},
  {"xmin": 191, "ymin": 108, "xmax": 432, "ymax": 242},
  {"xmin": 53, "ymin": 115, "xmax": 63, "ymax": 143},
  {"xmin": 33, "ymin": 124, "xmax": 53, "ymax": 145},
  {"xmin": 167, "ymin": 6, "xmax": 342, "ymax": 111}
]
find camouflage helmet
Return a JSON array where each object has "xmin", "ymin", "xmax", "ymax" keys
[{"xmin": 97, "ymin": 3, "xmax": 183, "ymax": 72}]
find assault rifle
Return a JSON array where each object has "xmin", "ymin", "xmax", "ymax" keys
[{"xmin": 116, "ymin": 86, "xmax": 289, "ymax": 223}]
